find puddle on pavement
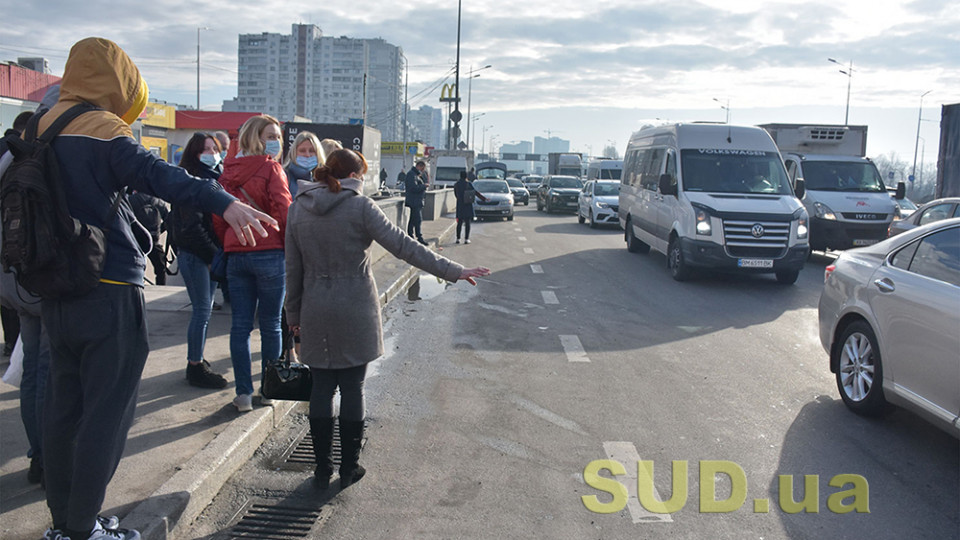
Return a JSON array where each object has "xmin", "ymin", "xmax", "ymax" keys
[{"xmin": 407, "ymin": 274, "xmax": 449, "ymax": 301}]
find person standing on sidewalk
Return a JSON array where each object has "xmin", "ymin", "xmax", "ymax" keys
[
  {"xmin": 214, "ymin": 114, "xmax": 293, "ymax": 413},
  {"xmin": 453, "ymin": 170, "xmax": 486, "ymax": 244},
  {"xmin": 169, "ymin": 132, "xmax": 229, "ymax": 389},
  {"xmin": 285, "ymin": 149, "xmax": 490, "ymax": 490},
  {"xmin": 36, "ymin": 37, "xmax": 277, "ymax": 540},
  {"xmin": 282, "ymin": 131, "xmax": 323, "ymax": 198},
  {"xmin": 404, "ymin": 160, "xmax": 429, "ymax": 245}
]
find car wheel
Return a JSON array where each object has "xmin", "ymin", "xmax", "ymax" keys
[
  {"xmin": 667, "ymin": 237, "xmax": 693, "ymax": 281},
  {"xmin": 508, "ymin": 215, "xmax": 514, "ymax": 221},
  {"xmin": 834, "ymin": 320, "xmax": 886, "ymax": 416},
  {"xmin": 589, "ymin": 210, "xmax": 597, "ymax": 229},
  {"xmin": 775, "ymin": 269, "xmax": 800, "ymax": 285},
  {"xmin": 625, "ymin": 218, "xmax": 650, "ymax": 254},
  {"xmin": 578, "ymin": 211, "xmax": 585, "ymax": 224}
]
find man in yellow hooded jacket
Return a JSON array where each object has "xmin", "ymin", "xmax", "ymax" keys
[{"xmin": 34, "ymin": 38, "xmax": 277, "ymax": 540}]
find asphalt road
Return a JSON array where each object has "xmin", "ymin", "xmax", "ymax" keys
[{"xmin": 193, "ymin": 206, "xmax": 959, "ymax": 539}]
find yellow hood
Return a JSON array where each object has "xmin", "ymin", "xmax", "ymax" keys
[{"xmin": 38, "ymin": 37, "xmax": 148, "ymax": 138}]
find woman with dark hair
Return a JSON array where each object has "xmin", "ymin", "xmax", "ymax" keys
[
  {"xmin": 285, "ymin": 149, "xmax": 490, "ymax": 490},
  {"xmin": 170, "ymin": 132, "xmax": 229, "ymax": 389}
]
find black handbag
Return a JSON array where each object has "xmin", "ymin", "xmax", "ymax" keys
[{"xmin": 262, "ymin": 358, "xmax": 312, "ymax": 401}]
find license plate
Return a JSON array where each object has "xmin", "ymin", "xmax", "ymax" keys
[
  {"xmin": 853, "ymin": 239, "xmax": 880, "ymax": 246},
  {"xmin": 567, "ymin": 202, "xmax": 577, "ymax": 206},
  {"xmin": 738, "ymin": 258, "xmax": 773, "ymax": 268}
]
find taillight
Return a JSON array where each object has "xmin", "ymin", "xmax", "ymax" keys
[{"xmin": 824, "ymin": 264, "xmax": 836, "ymax": 283}]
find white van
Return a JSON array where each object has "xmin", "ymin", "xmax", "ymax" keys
[
  {"xmin": 586, "ymin": 159, "xmax": 623, "ymax": 181},
  {"xmin": 760, "ymin": 124, "xmax": 898, "ymax": 251},
  {"xmin": 618, "ymin": 123, "xmax": 810, "ymax": 284}
]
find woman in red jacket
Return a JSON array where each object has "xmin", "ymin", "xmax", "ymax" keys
[{"xmin": 214, "ymin": 115, "xmax": 293, "ymax": 412}]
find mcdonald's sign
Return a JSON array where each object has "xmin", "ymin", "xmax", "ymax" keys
[{"xmin": 439, "ymin": 83, "xmax": 460, "ymax": 103}]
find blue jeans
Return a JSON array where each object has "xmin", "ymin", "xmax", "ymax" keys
[
  {"xmin": 227, "ymin": 250, "xmax": 285, "ymax": 396},
  {"xmin": 19, "ymin": 312, "xmax": 50, "ymax": 459},
  {"xmin": 179, "ymin": 250, "xmax": 215, "ymax": 364}
]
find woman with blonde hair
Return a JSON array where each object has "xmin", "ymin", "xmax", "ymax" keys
[
  {"xmin": 285, "ymin": 149, "xmax": 489, "ymax": 490},
  {"xmin": 214, "ymin": 114, "xmax": 293, "ymax": 412},
  {"xmin": 320, "ymin": 138, "xmax": 343, "ymax": 158},
  {"xmin": 283, "ymin": 131, "xmax": 323, "ymax": 197}
]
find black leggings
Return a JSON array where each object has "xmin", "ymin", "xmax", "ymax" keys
[
  {"xmin": 456, "ymin": 218, "xmax": 471, "ymax": 240},
  {"xmin": 309, "ymin": 364, "xmax": 367, "ymax": 421}
]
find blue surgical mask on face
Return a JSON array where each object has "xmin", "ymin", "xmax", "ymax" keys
[
  {"xmin": 220, "ymin": 150, "xmax": 228, "ymax": 160},
  {"xmin": 264, "ymin": 139, "xmax": 282, "ymax": 157},
  {"xmin": 296, "ymin": 156, "xmax": 318, "ymax": 170},
  {"xmin": 199, "ymin": 153, "xmax": 220, "ymax": 168}
]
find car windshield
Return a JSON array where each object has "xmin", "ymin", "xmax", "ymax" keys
[
  {"xmin": 599, "ymin": 169, "xmax": 622, "ymax": 179},
  {"xmin": 895, "ymin": 197, "xmax": 918, "ymax": 211},
  {"xmin": 477, "ymin": 168, "xmax": 506, "ymax": 179},
  {"xmin": 550, "ymin": 176, "xmax": 583, "ymax": 189},
  {"xmin": 594, "ymin": 183, "xmax": 619, "ymax": 196},
  {"xmin": 506, "ymin": 178, "xmax": 524, "ymax": 188},
  {"xmin": 680, "ymin": 150, "xmax": 793, "ymax": 195},
  {"xmin": 473, "ymin": 180, "xmax": 509, "ymax": 193},
  {"xmin": 801, "ymin": 161, "xmax": 886, "ymax": 192}
]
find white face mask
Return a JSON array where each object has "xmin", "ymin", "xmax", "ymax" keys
[{"xmin": 199, "ymin": 153, "xmax": 220, "ymax": 168}]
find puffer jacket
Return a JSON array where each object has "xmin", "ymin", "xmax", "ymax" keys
[
  {"xmin": 213, "ymin": 154, "xmax": 291, "ymax": 253},
  {"xmin": 285, "ymin": 177, "xmax": 464, "ymax": 369},
  {"xmin": 35, "ymin": 37, "xmax": 235, "ymax": 286}
]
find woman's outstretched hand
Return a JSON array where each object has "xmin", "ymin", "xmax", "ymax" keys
[{"xmin": 459, "ymin": 266, "xmax": 491, "ymax": 285}]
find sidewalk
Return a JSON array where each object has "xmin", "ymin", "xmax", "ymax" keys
[{"xmin": 0, "ymin": 215, "xmax": 457, "ymax": 540}]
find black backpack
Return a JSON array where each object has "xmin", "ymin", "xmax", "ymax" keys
[{"xmin": 0, "ymin": 103, "xmax": 122, "ymax": 300}]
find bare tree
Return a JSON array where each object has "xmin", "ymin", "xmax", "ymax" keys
[{"xmin": 602, "ymin": 145, "xmax": 620, "ymax": 159}]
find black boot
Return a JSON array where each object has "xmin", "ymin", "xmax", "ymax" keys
[
  {"xmin": 309, "ymin": 417, "xmax": 336, "ymax": 489},
  {"xmin": 339, "ymin": 419, "xmax": 366, "ymax": 489}
]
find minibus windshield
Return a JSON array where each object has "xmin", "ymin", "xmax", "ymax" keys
[
  {"xmin": 800, "ymin": 161, "xmax": 886, "ymax": 192},
  {"xmin": 680, "ymin": 150, "xmax": 793, "ymax": 195}
]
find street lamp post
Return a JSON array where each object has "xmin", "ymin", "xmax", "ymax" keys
[
  {"xmin": 712, "ymin": 98, "xmax": 730, "ymax": 124},
  {"xmin": 401, "ymin": 52, "xmax": 409, "ymax": 170},
  {"xmin": 912, "ymin": 90, "xmax": 932, "ymax": 181},
  {"xmin": 828, "ymin": 57, "xmax": 854, "ymax": 125},
  {"xmin": 452, "ymin": 0, "xmax": 463, "ymax": 148},
  {"xmin": 471, "ymin": 113, "xmax": 485, "ymax": 151},
  {"xmin": 465, "ymin": 64, "xmax": 492, "ymax": 149},
  {"xmin": 197, "ymin": 27, "xmax": 209, "ymax": 110}
]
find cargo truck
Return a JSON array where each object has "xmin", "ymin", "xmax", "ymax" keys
[
  {"xmin": 429, "ymin": 149, "xmax": 475, "ymax": 188},
  {"xmin": 760, "ymin": 124, "xmax": 902, "ymax": 251},
  {"xmin": 548, "ymin": 152, "xmax": 583, "ymax": 177}
]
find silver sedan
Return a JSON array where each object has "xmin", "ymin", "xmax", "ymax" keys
[{"xmin": 818, "ymin": 218, "xmax": 960, "ymax": 436}]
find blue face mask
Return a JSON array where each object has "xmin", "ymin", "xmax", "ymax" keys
[
  {"xmin": 264, "ymin": 139, "xmax": 282, "ymax": 157},
  {"xmin": 296, "ymin": 156, "xmax": 318, "ymax": 170},
  {"xmin": 220, "ymin": 150, "xmax": 228, "ymax": 160},
  {"xmin": 199, "ymin": 153, "xmax": 220, "ymax": 168}
]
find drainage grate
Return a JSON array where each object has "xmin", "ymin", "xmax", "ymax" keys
[
  {"xmin": 230, "ymin": 501, "xmax": 324, "ymax": 539},
  {"xmin": 276, "ymin": 420, "xmax": 342, "ymax": 469}
]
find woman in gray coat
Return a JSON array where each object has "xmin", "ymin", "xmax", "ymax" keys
[{"xmin": 285, "ymin": 149, "xmax": 489, "ymax": 489}]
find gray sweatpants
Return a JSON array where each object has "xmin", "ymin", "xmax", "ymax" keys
[{"xmin": 42, "ymin": 284, "xmax": 149, "ymax": 533}]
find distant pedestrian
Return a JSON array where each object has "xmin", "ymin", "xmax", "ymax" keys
[
  {"xmin": 283, "ymin": 131, "xmax": 323, "ymax": 197},
  {"xmin": 214, "ymin": 114, "xmax": 293, "ymax": 413},
  {"xmin": 35, "ymin": 37, "xmax": 276, "ymax": 540},
  {"xmin": 379, "ymin": 167, "xmax": 387, "ymax": 190},
  {"xmin": 396, "ymin": 170, "xmax": 404, "ymax": 188},
  {"xmin": 284, "ymin": 149, "xmax": 490, "ymax": 490},
  {"xmin": 213, "ymin": 131, "xmax": 230, "ymax": 163},
  {"xmin": 404, "ymin": 160, "xmax": 428, "ymax": 245},
  {"xmin": 170, "ymin": 132, "xmax": 229, "ymax": 390},
  {"xmin": 454, "ymin": 170, "xmax": 486, "ymax": 244},
  {"xmin": 467, "ymin": 166, "xmax": 477, "ymax": 181}
]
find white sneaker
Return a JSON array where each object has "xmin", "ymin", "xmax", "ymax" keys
[
  {"xmin": 233, "ymin": 394, "xmax": 253, "ymax": 412},
  {"xmin": 88, "ymin": 520, "xmax": 141, "ymax": 540},
  {"xmin": 465, "ymin": 239, "xmax": 471, "ymax": 244},
  {"xmin": 97, "ymin": 516, "xmax": 120, "ymax": 530},
  {"xmin": 259, "ymin": 389, "xmax": 274, "ymax": 406}
]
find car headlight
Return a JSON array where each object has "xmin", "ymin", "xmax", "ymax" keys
[
  {"xmin": 595, "ymin": 201, "xmax": 609, "ymax": 209},
  {"xmin": 794, "ymin": 209, "xmax": 809, "ymax": 239},
  {"xmin": 695, "ymin": 207, "xmax": 712, "ymax": 235},
  {"xmin": 813, "ymin": 202, "xmax": 837, "ymax": 220}
]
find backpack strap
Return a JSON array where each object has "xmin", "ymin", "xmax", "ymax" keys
[{"xmin": 36, "ymin": 103, "xmax": 98, "ymax": 144}]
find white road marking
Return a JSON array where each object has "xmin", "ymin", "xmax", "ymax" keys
[
  {"xmin": 602, "ymin": 441, "xmax": 675, "ymax": 523},
  {"xmin": 514, "ymin": 228, "xmax": 522, "ymax": 232},
  {"xmin": 530, "ymin": 264, "xmax": 544, "ymax": 274},
  {"xmin": 523, "ymin": 248, "xmax": 534, "ymax": 254},
  {"xmin": 510, "ymin": 396, "xmax": 589, "ymax": 436},
  {"xmin": 559, "ymin": 335, "xmax": 589, "ymax": 363},
  {"xmin": 541, "ymin": 291, "xmax": 559, "ymax": 305},
  {"xmin": 518, "ymin": 236, "xmax": 527, "ymax": 241}
]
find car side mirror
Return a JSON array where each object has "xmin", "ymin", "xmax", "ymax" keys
[
  {"xmin": 659, "ymin": 174, "xmax": 677, "ymax": 196},
  {"xmin": 794, "ymin": 177, "xmax": 805, "ymax": 199},
  {"xmin": 895, "ymin": 181, "xmax": 906, "ymax": 200}
]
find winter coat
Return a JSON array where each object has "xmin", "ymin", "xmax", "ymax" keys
[
  {"xmin": 129, "ymin": 191, "xmax": 168, "ymax": 243},
  {"xmin": 168, "ymin": 162, "xmax": 222, "ymax": 263},
  {"xmin": 284, "ymin": 162, "xmax": 314, "ymax": 197},
  {"xmin": 404, "ymin": 166, "xmax": 427, "ymax": 208},
  {"xmin": 35, "ymin": 37, "xmax": 235, "ymax": 286},
  {"xmin": 454, "ymin": 178, "xmax": 487, "ymax": 220},
  {"xmin": 213, "ymin": 154, "xmax": 292, "ymax": 253},
  {"xmin": 285, "ymin": 177, "xmax": 464, "ymax": 369}
]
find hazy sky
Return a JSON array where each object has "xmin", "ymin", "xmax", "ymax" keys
[{"xmin": 2, "ymin": 0, "xmax": 957, "ymax": 166}]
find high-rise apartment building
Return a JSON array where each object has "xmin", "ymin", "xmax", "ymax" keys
[
  {"xmin": 534, "ymin": 136, "xmax": 570, "ymax": 155},
  {"xmin": 226, "ymin": 24, "xmax": 403, "ymax": 141},
  {"xmin": 407, "ymin": 105, "xmax": 443, "ymax": 148}
]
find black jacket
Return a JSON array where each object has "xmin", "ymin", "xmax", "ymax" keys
[
  {"xmin": 404, "ymin": 167, "xmax": 427, "ymax": 208},
  {"xmin": 168, "ymin": 162, "xmax": 222, "ymax": 263}
]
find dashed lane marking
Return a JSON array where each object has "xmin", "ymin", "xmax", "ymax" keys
[
  {"xmin": 518, "ymin": 236, "xmax": 527, "ymax": 241},
  {"xmin": 541, "ymin": 291, "xmax": 559, "ymax": 304},
  {"xmin": 559, "ymin": 335, "xmax": 589, "ymax": 363},
  {"xmin": 530, "ymin": 264, "xmax": 543, "ymax": 274},
  {"xmin": 602, "ymin": 441, "xmax": 675, "ymax": 523},
  {"xmin": 523, "ymin": 248, "xmax": 534, "ymax": 254}
]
